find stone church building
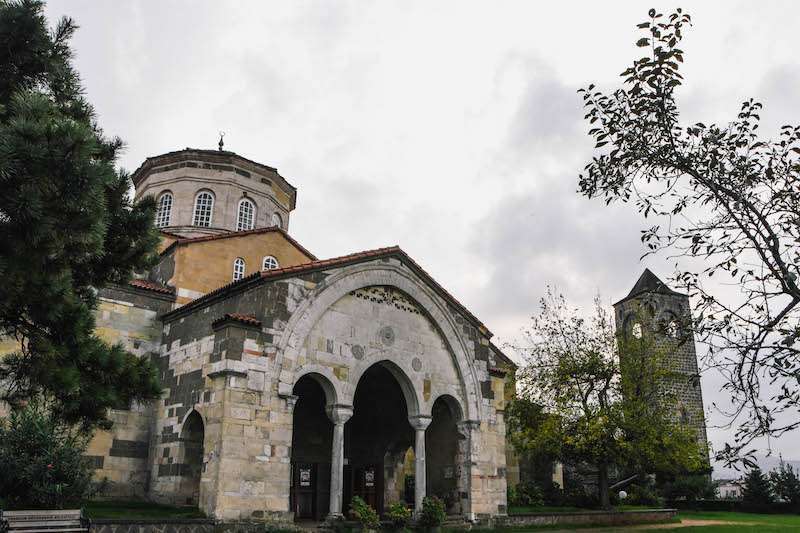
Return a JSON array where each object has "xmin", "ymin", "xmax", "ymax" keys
[{"xmin": 82, "ymin": 148, "xmax": 515, "ymax": 521}]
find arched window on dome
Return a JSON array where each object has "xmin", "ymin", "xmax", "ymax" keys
[
  {"xmin": 155, "ymin": 192, "xmax": 173, "ymax": 228},
  {"xmin": 271, "ymin": 212, "xmax": 283, "ymax": 228},
  {"xmin": 232, "ymin": 257, "xmax": 246, "ymax": 281},
  {"xmin": 236, "ymin": 198, "xmax": 255, "ymax": 231},
  {"xmin": 193, "ymin": 191, "xmax": 214, "ymax": 227},
  {"xmin": 262, "ymin": 255, "xmax": 279, "ymax": 271}
]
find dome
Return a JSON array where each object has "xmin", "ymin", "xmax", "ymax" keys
[{"xmin": 132, "ymin": 148, "xmax": 296, "ymax": 238}]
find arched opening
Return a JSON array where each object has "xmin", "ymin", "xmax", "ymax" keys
[
  {"xmin": 178, "ymin": 410, "xmax": 204, "ymax": 506},
  {"xmin": 345, "ymin": 363, "xmax": 414, "ymax": 515},
  {"xmin": 291, "ymin": 375, "xmax": 334, "ymax": 521},
  {"xmin": 426, "ymin": 395, "xmax": 462, "ymax": 514}
]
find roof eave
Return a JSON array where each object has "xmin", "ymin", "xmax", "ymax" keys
[{"xmin": 160, "ymin": 246, "xmax": 493, "ymax": 337}]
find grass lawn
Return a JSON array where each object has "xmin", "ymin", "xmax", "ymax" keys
[
  {"xmin": 660, "ymin": 510, "xmax": 800, "ymax": 531},
  {"xmin": 509, "ymin": 505, "xmax": 587, "ymax": 514},
  {"xmin": 469, "ymin": 509, "xmax": 800, "ymax": 531},
  {"xmin": 508, "ymin": 504, "xmax": 668, "ymax": 515},
  {"xmin": 82, "ymin": 500, "xmax": 206, "ymax": 519}
]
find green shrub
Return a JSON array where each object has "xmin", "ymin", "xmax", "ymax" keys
[
  {"xmin": 417, "ymin": 496, "xmax": 446, "ymax": 529},
  {"xmin": 562, "ymin": 485, "xmax": 599, "ymax": 509},
  {"xmin": 386, "ymin": 501, "xmax": 411, "ymax": 530},
  {"xmin": 0, "ymin": 402, "xmax": 97, "ymax": 508},
  {"xmin": 349, "ymin": 496, "xmax": 379, "ymax": 531},
  {"xmin": 540, "ymin": 480, "xmax": 565, "ymax": 506},
  {"xmin": 624, "ymin": 484, "xmax": 663, "ymax": 507},
  {"xmin": 508, "ymin": 481, "xmax": 544, "ymax": 507},
  {"xmin": 660, "ymin": 474, "xmax": 717, "ymax": 502},
  {"xmin": 769, "ymin": 460, "xmax": 800, "ymax": 506}
]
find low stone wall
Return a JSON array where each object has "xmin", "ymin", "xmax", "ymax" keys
[
  {"xmin": 90, "ymin": 519, "xmax": 216, "ymax": 533},
  {"xmin": 497, "ymin": 508, "xmax": 678, "ymax": 528}
]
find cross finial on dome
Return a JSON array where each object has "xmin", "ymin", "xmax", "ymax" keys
[{"xmin": 218, "ymin": 131, "xmax": 225, "ymax": 151}]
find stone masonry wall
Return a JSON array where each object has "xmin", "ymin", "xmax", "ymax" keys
[{"xmin": 87, "ymin": 285, "xmax": 174, "ymax": 499}]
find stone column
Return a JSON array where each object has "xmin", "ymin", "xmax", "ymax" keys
[
  {"xmin": 326, "ymin": 404, "xmax": 354, "ymax": 519},
  {"xmin": 408, "ymin": 415, "xmax": 432, "ymax": 513}
]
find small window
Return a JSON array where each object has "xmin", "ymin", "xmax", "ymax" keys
[
  {"xmin": 262, "ymin": 256, "xmax": 279, "ymax": 270},
  {"xmin": 632, "ymin": 323, "xmax": 643, "ymax": 339},
  {"xmin": 193, "ymin": 191, "xmax": 214, "ymax": 227},
  {"xmin": 155, "ymin": 192, "xmax": 173, "ymax": 228},
  {"xmin": 271, "ymin": 212, "xmax": 283, "ymax": 228},
  {"xmin": 233, "ymin": 258, "xmax": 246, "ymax": 281},
  {"xmin": 237, "ymin": 198, "xmax": 255, "ymax": 231}
]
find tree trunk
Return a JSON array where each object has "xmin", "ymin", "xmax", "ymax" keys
[{"xmin": 598, "ymin": 463, "xmax": 611, "ymax": 510}]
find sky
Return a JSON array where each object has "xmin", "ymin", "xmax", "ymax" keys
[{"xmin": 44, "ymin": 0, "xmax": 800, "ymax": 468}]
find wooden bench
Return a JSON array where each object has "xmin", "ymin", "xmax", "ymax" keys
[{"xmin": 0, "ymin": 510, "xmax": 90, "ymax": 533}]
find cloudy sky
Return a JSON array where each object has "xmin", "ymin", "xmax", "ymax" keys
[{"xmin": 45, "ymin": 1, "xmax": 799, "ymax": 465}]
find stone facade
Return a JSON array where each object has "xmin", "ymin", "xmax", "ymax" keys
[
  {"xmin": 144, "ymin": 257, "xmax": 510, "ymax": 520},
  {"xmin": 86, "ymin": 285, "xmax": 174, "ymax": 499},
  {"xmin": 70, "ymin": 148, "xmax": 514, "ymax": 523},
  {"xmin": 613, "ymin": 269, "xmax": 709, "ymax": 450}
]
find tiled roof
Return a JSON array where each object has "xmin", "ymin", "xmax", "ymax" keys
[
  {"xmin": 489, "ymin": 366, "xmax": 509, "ymax": 377},
  {"xmin": 158, "ymin": 229, "xmax": 184, "ymax": 239},
  {"xmin": 258, "ymin": 246, "xmax": 400, "ymax": 281},
  {"xmin": 615, "ymin": 268, "xmax": 686, "ymax": 305},
  {"xmin": 489, "ymin": 341, "xmax": 517, "ymax": 369},
  {"xmin": 160, "ymin": 226, "xmax": 317, "ymax": 260},
  {"xmin": 129, "ymin": 279, "xmax": 175, "ymax": 295},
  {"xmin": 162, "ymin": 245, "xmax": 493, "ymax": 337},
  {"xmin": 212, "ymin": 313, "xmax": 262, "ymax": 329}
]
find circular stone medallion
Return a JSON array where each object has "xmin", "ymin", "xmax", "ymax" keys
[
  {"xmin": 379, "ymin": 326, "xmax": 395, "ymax": 346},
  {"xmin": 412, "ymin": 357, "xmax": 422, "ymax": 372},
  {"xmin": 351, "ymin": 344, "xmax": 365, "ymax": 360}
]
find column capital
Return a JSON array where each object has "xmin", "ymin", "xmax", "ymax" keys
[
  {"xmin": 408, "ymin": 414, "xmax": 432, "ymax": 431},
  {"xmin": 283, "ymin": 394, "xmax": 299, "ymax": 413},
  {"xmin": 326, "ymin": 404, "xmax": 354, "ymax": 425},
  {"xmin": 457, "ymin": 419, "xmax": 480, "ymax": 439}
]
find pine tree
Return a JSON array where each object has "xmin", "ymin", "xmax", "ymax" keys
[
  {"xmin": 769, "ymin": 460, "xmax": 800, "ymax": 507},
  {"xmin": 0, "ymin": 0, "xmax": 161, "ymax": 428},
  {"xmin": 742, "ymin": 467, "xmax": 773, "ymax": 505}
]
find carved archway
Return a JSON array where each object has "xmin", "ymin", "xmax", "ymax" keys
[{"xmin": 274, "ymin": 263, "xmax": 483, "ymax": 421}]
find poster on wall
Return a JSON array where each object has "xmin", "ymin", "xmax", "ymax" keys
[
  {"xmin": 300, "ymin": 467, "xmax": 312, "ymax": 487},
  {"xmin": 365, "ymin": 468, "xmax": 375, "ymax": 487}
]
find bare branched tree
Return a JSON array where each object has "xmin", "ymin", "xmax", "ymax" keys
[{"xmin": 578, "ymin": 8, "xmax": 800, "ymax": 464}]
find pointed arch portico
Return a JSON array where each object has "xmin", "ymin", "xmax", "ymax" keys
[{"xmin": 275, "ymin": 262, "xmax": 483, "ymax": 421}]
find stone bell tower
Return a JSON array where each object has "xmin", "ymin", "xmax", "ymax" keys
[{"xmin": 613, "ymin": 269, "xmax": 709, "ymax": 451}]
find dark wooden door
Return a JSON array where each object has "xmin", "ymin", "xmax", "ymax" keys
[
  {"xmin": 291, "ymin": 462, "xmax": 316, "ymax": 520},
  {"xmin": 347, "ymin": 464, "xmax": 382, "ymax": 513}
]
